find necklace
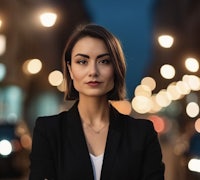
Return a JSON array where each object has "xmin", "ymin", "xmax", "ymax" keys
[{"xmin": 83, "ymin": 122, "xmax": 108, "ymax": 134}]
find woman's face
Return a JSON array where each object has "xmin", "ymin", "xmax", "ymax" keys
[{"xmin": 68, "ymin": 36, "xmax": 114, "ymax": 99}]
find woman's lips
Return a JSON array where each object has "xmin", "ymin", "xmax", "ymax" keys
[{"xmin": 86, "ymin": 81, "xmax": 101, "ymax": 87}]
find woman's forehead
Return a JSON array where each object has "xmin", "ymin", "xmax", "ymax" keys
[{"xmin": 72, "ymin": 36, "xmax": 108, "ymax": 55}]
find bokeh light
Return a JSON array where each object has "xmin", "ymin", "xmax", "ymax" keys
[
  {"xmin": 148, "ymin": 115, "xmax": 166, "ymax": 133},
  {"xmin": 0, "ymin": 139, "xmax": 12, "ymax": 156},
  {"xmin": 188, "ymin": 158, "xmax": 200, "ymax": 173},
  {"xmin": 48, "ymin": 70, "xmax": 63, "ymax": 86},
  {"xmin": 57, "ymin": 79, "xmax": 66, "ymax": 92},
  {"xmin": 176, "ymin": 80, "xmax": 191, "ymax": 95},
  {"xmin": 186, "ymin": 102, "xmax": 199, "ymax": 118},
  {"xmin": 27, "ymin": 59, "xmax": 42, "ymax": 74},
  {"xmin": 195, "ymin": 118, "xmax": 200, "ymax": 133},
  {"xmin": 20, "ymin": 134, "xmax": 32, "ymax": 150},
  {"xmin": 155, "ymin": 89, "xmax": 171, "ymax": 107},
  {"xmin": 167, "ymin": 83, "xmax": 182, "ymax": 100},
  {"xmin": 0, "ymin": 34, "xmax": 6, "ymax": 55},
  {"xmin": 23, "ymin": 59, "xmax": 42, "ymax": 75},
  {"xmin": 185, "ymin": 57, "xmax": 199, "ymax": 72},
  {"xmin": 132, "ymin": 96, "xmax": 153, "ymax": 114},
  {"xmin": 110, "ymin": 100, "xmax": 132, "ymax": 115},
  {"xmin": 158, "ymin": 35, "xmax": 174, "ymax": 48},
  {"xmin": 141, "ymin": 77, "xmax": 156, "ymax": 91},
  {"xmin": 184, "ymin": 75, "xmax": 200, "ymax": 91},
  {"xmin": 160, "ymin": 64, "xmax": 175, "ymax": 79},
  {"xmin": 39, "ymin": 12, "xmax": 57, "ymax": 27},
  {"xmin": 149, "ymin": 95, "xmax": 162, "ymax": 113},
  {"xmin": 134, "ymin": 84, "xmax": 152, "ymax": 97}
]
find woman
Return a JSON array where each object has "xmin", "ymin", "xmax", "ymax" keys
[{"xmin": 29, "ymin": 24, "xmax": 165, "ymax": 180}]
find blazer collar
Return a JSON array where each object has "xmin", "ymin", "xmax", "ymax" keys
[
  {"xmin": 62, "ymin": 101, "xmax": 94, "ymax": 179},
  {"xmin": 62, "ymin": 101, "xmax": 124, "ymax": 180},
  {"xmin": 101, "ymin": 104, "xmax": 124, "ymax": 180}
]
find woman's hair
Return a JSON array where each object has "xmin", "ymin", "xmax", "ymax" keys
[{"xmin": 63, "ymin": 24, "xmax": 126, "ymax": 100}]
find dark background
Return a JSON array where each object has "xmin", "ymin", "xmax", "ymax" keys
[{"xmin": 0, "ymin": 0, "xmax": 200, "ymax": 179}]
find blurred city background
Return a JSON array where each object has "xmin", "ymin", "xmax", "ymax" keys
[{"xmin": 0, "ymin": 0, "xmax": 200, "ymax": 179}]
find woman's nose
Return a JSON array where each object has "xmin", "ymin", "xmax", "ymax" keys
[{"xmin": 88, "ymin": 63, "xmax": 99, "ymax": 77}]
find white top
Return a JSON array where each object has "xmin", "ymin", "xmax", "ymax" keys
[{"xmin": 89, "ymin": 153, "xmax": 104, "ymax": 180}]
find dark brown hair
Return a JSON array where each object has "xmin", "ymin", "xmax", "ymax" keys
[{"xmin": 63, "ymin": 24, "xmax": 126, "ymax": 100}]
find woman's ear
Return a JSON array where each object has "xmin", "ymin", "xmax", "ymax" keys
[{"xmin": 67, "ymin": 63, "xmax": 74, "ymax": 80}]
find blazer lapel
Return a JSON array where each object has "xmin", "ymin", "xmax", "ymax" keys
[
  {"xmin": 101, "ymin": 106, "xmax": 123, "ymax": 180},
  {"xmin": 60, "ymin": 102, "xmax": 123, "ymax": 180},
  {"xmin": 61, "ymin": 102, "xmax": 94, "ymax": 179}
]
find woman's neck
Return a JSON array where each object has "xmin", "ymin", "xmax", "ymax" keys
[{"xmin": 78, "ymin": 96, "xmax": 110, "ymax": 125}]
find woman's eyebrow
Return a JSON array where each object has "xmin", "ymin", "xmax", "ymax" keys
[
  {"xmin": 74, "ymin": 53, "xmax": 110, "ymax": 59},
  {"xmin": 74, "ymin": 53, "xmax": 89, "ymax": 58},
  {"xmin": 97, "ymin": 53, "xmax": 110, "ymax": 59}
]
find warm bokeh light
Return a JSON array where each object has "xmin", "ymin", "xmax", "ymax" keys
[
  {"xmin": 0, "ymin": 62, "xmax": 6, "ymax": 81},
  {"xmin": 160, "ymin": 64, "xmax": 175, "ymax": 79},
  {"xmin": 132, "ymin": 96, "xmax": 153, "ymax": 114},
  {"xmin": 167, "ymin": 83, "xmax": 182, "ymax": 100},
  {"xmin": 158, "ymin": 34, "xmax": 174, "ymax": 48},
  {"xmin": 20, "ymin": 134, "xmax": 32, "ymax": 150},
  {"xmin": 185, "ymin": 75, "xmax": 200, "ymax": 91},
  {"xmin": 134, "ymin": 84, "xmax": 152, "ymax": 97},
  {"xmin": 188, "ymin": 158, "xmax": 200, "ymax": 173},
  {"xmin": 0, "ymin": 139, "xmax": 12, "ymax": 156},
  {"xmin": 149, "ymin": 95, "xmax": 162, "ymax": 113},
  {"xmin": 48, "ymin": 70, "xmax": 63, "ymax": 86},
  {"xmin": 23, "ymin": 59, "xmax": 42, "ymax": 75},
  {"xmin": 155, "ymin": 89, "xmax": 171, "ymax": 107},
  {"xmin": 186, "ymin": 102, "xmax": 199, "ymax": 118},
  {"xmin": 0, "ymin": 19, "xmax": 2, "ymax": 28},
  {"xmin": 15, "ymin": 125, "xmax": 26, "ymax": 136},
  {"xmin": 141, "ymin": 77, "xmax": 156, "ymax": 91},
  {"xmin": 148, "ymin": 115, "xmax": 165, "ymax": 133},
  {"xmin": 195, "ymin": 118, "xmax": 200, "ymax": 133},
  {"xmin": 185, "ymin": 57, "xmax": 199, "ymax": 72},
  {"xmin": 176, "ymin": 80, "xmax": 191, "ymax": 95},
  {"xmin": 27, "ymin": 59, "xmax": 42, "ymax": 74},
  {"xmin": 110, "ymin": 100, "xmax": 132, "ymax": 115},
  {"xmin": 0, "ymin": 34, "xmax": 6, "ymax": 55},
  {"xmin": 39, "ymin": 12, "xmax": 57, "ymax": 27},
  {"xmin": 57, "ymin": 79, "xmax": 66, "ymax": 92}
]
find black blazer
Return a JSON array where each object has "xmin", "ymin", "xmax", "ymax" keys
[{"xmin": 29, "ymin": 102, "xmax": 165, "ymax": 180}]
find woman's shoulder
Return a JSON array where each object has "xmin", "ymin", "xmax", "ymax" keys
[
  {"xmin": 117, "ymin": 113, "xmax": 157, "ymax": 140},
  {"xmin": 124, "ymin": 114, "xmax": 152, "ymax": 125},
  {"xmin": 114, "ymin": 109, "xmax": 155, "ymax": 133},
  {"xmin": 111, "ymin": 104, "xmax": 151, "ymax": 124},
  {"xmin": 34, "ymin": 111, "xmax": 68, "ymax": 131},
  {"xmin": 38, "ymin": 111, "xmax": 67, "ymax": 119},
  {"xmin": 34, "ymin": 101, "xmax": 80, "ymax": 132}
]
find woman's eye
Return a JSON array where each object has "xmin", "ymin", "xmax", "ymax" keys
[
  {"xmin": 77, "ymin": 60, "xmax": 87, "ymax": 64},
  {"xmin": 99, "ymin": 59, "xmax": 111, "ymax": 64}
]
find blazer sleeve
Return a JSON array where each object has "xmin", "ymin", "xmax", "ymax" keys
[
  {"xmin": 29, "ymin": 117, "xmax": 56, "ymax": 180},
  {"xmin": 141, "ymin": 121, "xmax": 165, "ymax": 180}
]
